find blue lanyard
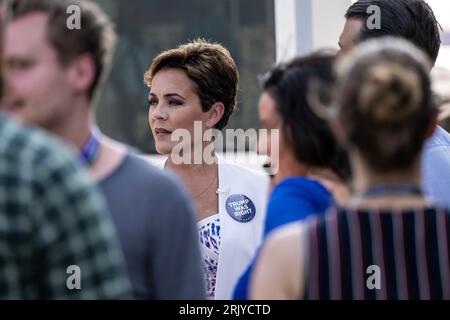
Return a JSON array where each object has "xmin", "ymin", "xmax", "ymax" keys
[
  {"xmin": 361, "ymin": 183, "xmax": 422, "ymax": 198},
  {"xmin": 78, "ymin": 129, "xmax": 101, "ymax": 166}
]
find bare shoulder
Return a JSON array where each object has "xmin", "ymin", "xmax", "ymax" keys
[
  {"xmin": 263, "ymin": 222, "xmax": 306, "ymax": 264},
  {"xmin": 250, "ymin": 222, "xmax": 307, "ymax": 300},
  {"xmin": 268, "ymin": 221, "xmax": 306, "ymax": 242}
]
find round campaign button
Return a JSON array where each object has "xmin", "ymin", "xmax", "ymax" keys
[{"xmin": 225, "ymin": 194, "xmax": 256, "ymax": 223}]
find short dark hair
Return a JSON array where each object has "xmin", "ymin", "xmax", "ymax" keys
[
  {"xmin": 336, "ymin": 37, "xmax": 437, "ymax": 172},
  {"xmin": 144, "ymin": 39, "xmax": 239, "ymax": 130},
  {"xmin": 7, "ymin": 0, "xmax": 117, "ymax": 100},
  {"xmin": 276, "ymin": 51, "xmax": 351, "ymax": 181},
  {"xmin": 345, "ymin": 0, "xmax": 441, "ymax": 65}
]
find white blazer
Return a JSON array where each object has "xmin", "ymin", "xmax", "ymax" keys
[{"xmin": 149, "ymin": 156, "xmax": 269, "ymax": 299}]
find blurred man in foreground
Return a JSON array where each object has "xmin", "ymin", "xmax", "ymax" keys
[{"xmin": 2, "ymin": 0, "xmax": 204, "ymax": 299}]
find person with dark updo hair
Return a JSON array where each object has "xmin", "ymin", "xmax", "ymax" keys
[
  {"xmin": 339, "ymin": 0, "xmax": 450, "ymax": 209},
  {"xmin": 251, "ymin": 37, "xmax": 450, "ymax": 300},
  {"xmin": 233, "ymin": 51, "xmax": 351, "ymax": 300}
]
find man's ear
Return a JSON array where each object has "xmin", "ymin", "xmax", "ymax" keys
[
  {"xmin": 425, "ymin": 113, "xmax": 438, "ymax": 139},
  {"xmin": 67, "ymin": 53, "xmax": 96, "ymax": 95},
  {"xmin": 207, "ymin": 102, "xmax": 225, "ymax": 128}
]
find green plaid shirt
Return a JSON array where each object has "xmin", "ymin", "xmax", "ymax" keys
[{"xmin": 0, "ymin": 116, "xmax": 131, "ymax": 299}]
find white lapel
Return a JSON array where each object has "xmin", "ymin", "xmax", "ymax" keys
[{"xmin": 214, "ymin": 157, "xmax": 269, "ymax": 299}]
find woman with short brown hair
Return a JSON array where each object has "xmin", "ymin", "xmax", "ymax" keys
[{"xmin": 145, "ymin": 39, "xmax": 269, "ymax": 299}]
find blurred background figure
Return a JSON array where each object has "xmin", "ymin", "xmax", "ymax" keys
[
  {"xmin": 2, "ymin": 0, "xmax": 203, "ymax": 300},
  {"xmin": 339, "ymin": 0, "xmax": 450, "ymax": 208},
  {"xmin": 254, "ymin": 63, "xmax": 292, "ymax": 188},
  {"xmin": 234, "ymin": 51, "xmax": 351, "ymax": 300},
  {"xmin": 0, "ymin": 2, "xmax": 131, "ymax": 298},
  {"xmin": 255, "ymin": 66, "xmax": 282, "ymax": 184},
  {"xmin": 145, "ymin": 39, "xmax": 269, "ymax": 299},
  {"xmin": 251, "ymin": 38, "xmax": 450, "ymax": 300},
  {"xmin": 433, "ymin": 68, "xmax": 450, "ymax": 127},
  {"xmin": 0, "ymin": 118, "xmax": 132, "ymax": 299}
]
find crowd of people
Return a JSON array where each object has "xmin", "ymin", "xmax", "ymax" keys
[{"xmin": 0, "ymin": 0, "xmax": 448, "ymax": 300}]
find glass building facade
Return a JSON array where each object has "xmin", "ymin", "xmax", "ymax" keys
[{"xmin": 93, "ymin": 0, "xmax": 276, "ymax": 153}]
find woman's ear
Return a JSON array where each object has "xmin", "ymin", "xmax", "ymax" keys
[
  {"xmin": 330, "ymin": 118, "xmax": 349, "ymax": 148},
  {"xmin": 207, "ymin": 102, "xmax": 225, "ymax": 128}
]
